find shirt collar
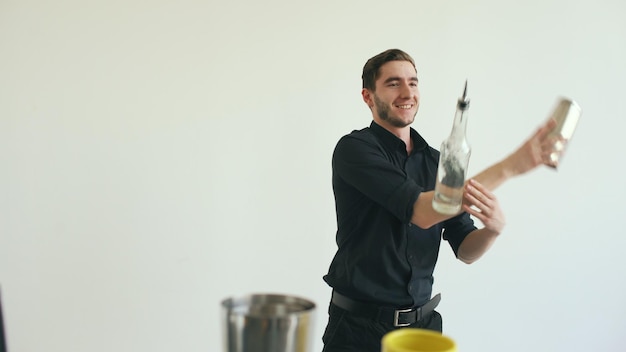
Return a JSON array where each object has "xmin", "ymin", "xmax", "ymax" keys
[{"xmin": 370, "ymin": 121, "xmax": 429, "ymax": 154}]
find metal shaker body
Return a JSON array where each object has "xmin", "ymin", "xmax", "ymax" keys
[{"xmin": 546, "ymin": 97, "xmax": 582, "ymax": 168}]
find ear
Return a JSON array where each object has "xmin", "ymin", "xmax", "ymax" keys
[{"xmin": 362, "ymin": 88, "xmax": 374, "ymax": 109}]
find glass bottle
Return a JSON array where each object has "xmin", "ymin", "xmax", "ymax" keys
[{"xmin": 432, "ymin": 81, "xmax": 471, "ymax": 215}]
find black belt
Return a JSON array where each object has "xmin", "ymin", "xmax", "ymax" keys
[{"xmin": 331, "ymin": 291, "xmax": 441, "ymax": 327}]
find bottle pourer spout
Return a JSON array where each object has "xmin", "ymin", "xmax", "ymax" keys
[
  {"xmin": 462, "ymin": 80, "xmax": 468, "ymax": 100},
  {"xmin": 458, "ymin": 80, "xmax": 470, "ymax": 109}
]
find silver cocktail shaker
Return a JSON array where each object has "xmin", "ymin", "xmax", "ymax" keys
[{"xmin": 545, "ymin": 97, "xmax": 582, "ymax": 169}]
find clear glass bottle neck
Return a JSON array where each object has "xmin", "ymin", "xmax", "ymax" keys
[{"xmin": 449, "ymin": 107, "xmax": 469, "ymax": 139}]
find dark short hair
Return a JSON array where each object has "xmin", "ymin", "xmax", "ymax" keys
[{"xmin": 362, "ymin": 49, "xmax": 416, "ymax": 91}]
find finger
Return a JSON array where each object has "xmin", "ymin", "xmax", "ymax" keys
[
  {"xmin": 466, "ymin": 179, "xmax": 495, "ymax": 203},
  {"xmin": 465, "ymin": 180, "xmax": 499, "ymax": 218},
  {"xmin": 541, "ymin": 135, "xmax": 566, "ymax": 151},
  {"xmin": 462, "ymin": 203, "xmax": 489, "ymax": 223},
  {"xmin": 463, "ymin": 189, "xmax": 499, "ymax": 223},
  {"xmin": 534, "ymin": 118, "xmax": 558, "ymax": 141},
  {"xmin": 541, "ymin": 136, "xmax": 567, "ymax": 166},
  {"xmin": 552, "ymin": 138, "xmax": 567, "ymax": 152},
  {"xmin": 542, "ymin": 118, "xmax": 558, "ymax": 134},
  {"xmin": 463, "ymin": 188, "xmax": 490, "ymax": 217}
]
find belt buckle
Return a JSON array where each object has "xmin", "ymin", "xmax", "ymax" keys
[{"xmin": 393, "ymin": 307, "xmax": 413, "ymax": 327}]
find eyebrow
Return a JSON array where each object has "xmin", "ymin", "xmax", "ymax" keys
[{"xmin": 383, "ymin": 76, "xmax": 419, "ymax": 84}]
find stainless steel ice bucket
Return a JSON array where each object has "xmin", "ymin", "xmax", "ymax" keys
[{"xmin": 221, "ymin": 293, "xmax": 316, "ymax": 352}]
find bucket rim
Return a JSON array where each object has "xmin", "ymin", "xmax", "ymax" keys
[{"xmin": 221, "ymin": 293, "xmax": 316, "ymax": 316}]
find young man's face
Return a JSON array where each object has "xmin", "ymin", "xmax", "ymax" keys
[{"xmin": 363, "ymin": 60, "xmax": 420, "ymax": 128}]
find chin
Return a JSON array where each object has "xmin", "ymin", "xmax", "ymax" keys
[{"xmin": 390, "ymin": 119, "xmax": 413, "ymax": 128}]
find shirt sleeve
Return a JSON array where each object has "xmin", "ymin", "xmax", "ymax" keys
[
  {"xmin": 442, "ymin": 212, "xmax": 477, "ymax": 256},
  {"xmin": 333, "ymin": 133, "xmax": 422, "ymax": 224}
]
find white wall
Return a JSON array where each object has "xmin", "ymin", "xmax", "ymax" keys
[{"xmin": 1, "ymin": 0, "xmax": 625, "ymax": 351}]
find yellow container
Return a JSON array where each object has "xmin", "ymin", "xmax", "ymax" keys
[{"xmin": 381, "ymin": 328, "xmax": 457, "ymax": 352}]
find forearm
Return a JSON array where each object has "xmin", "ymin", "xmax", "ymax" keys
[
  {"xmin": 411, "ymin": 191, "xmax": 455, "ymax": 229},
  {"xmin": 469, "ymin": 159, "xmax": 516, "ymax": 192},
  {"xmin": 456, "ymin": 228, "xmax": 500, "ymax": 264},
  {"xmin": 471, "ymin": 118, "xmax": 558, "ymax": 191},
  {"xmin": 470, "ymin": 118, "xmax": 559, "ymax": 191}
]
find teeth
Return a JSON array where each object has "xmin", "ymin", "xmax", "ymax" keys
[{"xmin": 396, "ymin": 105, "xmax": 412, "ymax": 109}]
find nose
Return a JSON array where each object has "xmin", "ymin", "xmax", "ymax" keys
[{"xmin": 400, "ymin": 82, "xmax": 415, "ymax": 98}]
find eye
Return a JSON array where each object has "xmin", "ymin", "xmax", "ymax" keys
[{"xmin": 387, "ymin": 82, "xmax": 400, "ymax": 87}]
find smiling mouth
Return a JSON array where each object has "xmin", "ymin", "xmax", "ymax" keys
[{"xmin": 395, "ymin": 104, "xmax": 413, "ymax": 110}]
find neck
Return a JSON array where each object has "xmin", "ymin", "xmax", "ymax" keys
[
  {"xmin": 403, "ymin": 132, "xmax": 413, "ymax": 154},
  {"xmin": 396, "ymin": 129, "xmax": 412, "ymax": 153}
]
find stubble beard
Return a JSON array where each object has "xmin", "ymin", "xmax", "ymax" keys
[{"xmin": 373, "ymin": 93, "xmax": 417, "ymax": 128}]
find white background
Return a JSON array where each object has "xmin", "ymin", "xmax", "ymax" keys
[{"xmin": 1, "ymin": 0, "xmax": 625, "ymax": 351}]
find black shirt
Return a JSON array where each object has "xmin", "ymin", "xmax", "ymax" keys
[{"xmin": 323, "ymin": 121, "xmax": 476, "ymax": 307}]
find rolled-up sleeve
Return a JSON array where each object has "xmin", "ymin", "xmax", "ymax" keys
[{"xmin": 442, "ymin": 213, "xmax": 477, "ymax": 256}]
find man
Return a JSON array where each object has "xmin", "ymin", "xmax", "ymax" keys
[{"xmin": 321, "ymin": 49, "xmax": 559, "ymax": 352}]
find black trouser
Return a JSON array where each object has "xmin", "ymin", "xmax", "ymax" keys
[{"xmin": 321, "ymin": 302, "xmax": 443, "ymax": 352}]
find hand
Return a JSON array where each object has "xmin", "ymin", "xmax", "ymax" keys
[
  {"xmin": 503, "ymin": 118, "xmax": 562, "ymax": 175},
  {"xmin": 463, "ymin": 179, "xmax": 505, "ymax": 234},
  {"xmin": 544, "ymin": 136, "xmax": 568, "ymax": 169}
]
